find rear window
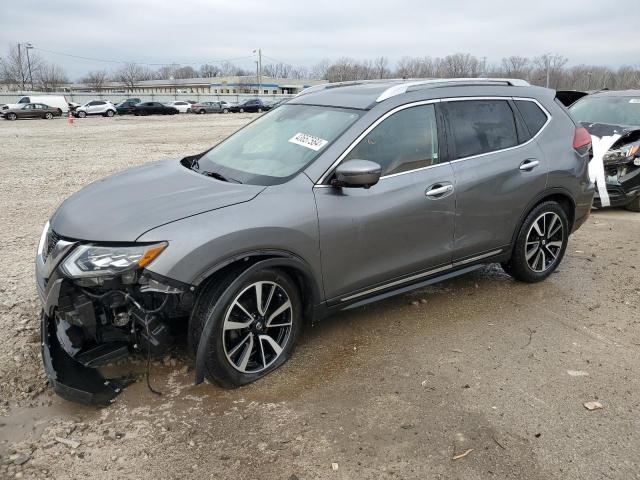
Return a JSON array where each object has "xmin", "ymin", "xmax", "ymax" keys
[
  {"xmin": 443, "ymin": 100, "xmax": 518, "ymax": 159},
  {"xmin": 515, "ymin": 100, "xmax": 548, "ymax": 136}
]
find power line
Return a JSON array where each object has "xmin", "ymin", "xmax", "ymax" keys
[{"xmin": 31, "ymin": 46, "xmax": 255, "ymax": 67}]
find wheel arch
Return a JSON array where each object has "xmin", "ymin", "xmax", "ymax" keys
[
  {"xmin": 509, "ymin": 188, "xmax": 576, "ymax": 250},
  {"xmin": 193, "ymin": 250, "xmax": 322, "ymax": 321}
]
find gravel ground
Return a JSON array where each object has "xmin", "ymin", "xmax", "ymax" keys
[{"xmin": 0, "ymin": 114, "xmax": 639, "ymax": 479}]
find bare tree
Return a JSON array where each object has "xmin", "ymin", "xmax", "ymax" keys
[
  {"xmin": 157, "ymin": 64, "xmax": 178, "ymax": 79},
  {"xmin": 0, "ymin": 44, "xmax": 42, "ymax": 90},
  {"xmin": 174, "ymin": 66, "xmax": 197, "ymax": 79},
  {"xmin": 500, "ymin": 56, "xmax": 532, "ymax": 78},
  {"xmin": 199, "ymin": 64, "xmax": 221, "ymax": 78},
  {"xmin": 438, "ymin": 53, "xmax": 482, "ymax": 78},
  {"xmin": 531, "ymin": 53, "xmax": 568, "ymax": 88},
  {"xmin": 114, "ymin": 63, "xmax": 156, "ymax": 91},
  {"xmin": 373, "ymin": 56, "xmax": 390, "ymax": 79},
  {"xmin": 81, "ymin": 70, "xmax": 109, "ymax": 91},
  {"xmin": 36, "ymin": 64, "xmax": 68, "ymax": 92}
]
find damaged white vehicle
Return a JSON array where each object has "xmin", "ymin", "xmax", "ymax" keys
[{"xmin": 569, "ymin": 90, "xmax": 640, "ymax": 211}]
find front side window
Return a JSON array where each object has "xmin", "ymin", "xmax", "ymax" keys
[
  {"xmin": 343, "ymin": 104, "xmax": 439, "ymax": 176},
  {"xmin": 194, "ymin": 104, "xmax": 362, "ymax": 185},
  {"xmin": 443, "ymin": 100, "xmax": 518, "ymax": 159}
]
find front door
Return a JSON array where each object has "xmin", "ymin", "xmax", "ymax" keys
[
  {"xmin": 314, "ymin": 103, "xmax": 456, "ymax": 302},
  {"xmin": 441, "ymin": 98, "xmax": 549, "ymax": 260}
]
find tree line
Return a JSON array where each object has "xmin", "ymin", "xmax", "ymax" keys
[{"xmin": 1, "ymin": 44, "xmax": 639, "ymax": 92}]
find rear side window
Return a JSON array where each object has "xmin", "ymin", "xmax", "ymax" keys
[
  {"xmin": 515, "ymin": 100, "xmax": 548, "ymax": 136},
  {"xmin": 344, "ymin": 104, "xmax": 439, "ymax": 176},
  {"xmin": 443, "ymin": 100, "xmax": 518, "ymax": 159}
]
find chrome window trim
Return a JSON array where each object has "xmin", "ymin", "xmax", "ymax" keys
[
  {"xmin": 339, "ymin": 248, "xmax": 503, "ymax": 302},
  {"xmin": 314, "ymin": 96, "xmax": 551, "ymax": 187}
]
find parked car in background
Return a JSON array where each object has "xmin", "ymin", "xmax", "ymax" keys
[
  {"xmin": 231, "ymin": 98, "xmax": 269, "ymax": 113},
  {"xmin": 73, "ymin": 100, "xmax": 117, "ymax": 118},
  {"xmin": 0, "ymin": 95, "xmax": 69, "ymax": 114},
  {"xmin": 68, "ymin": 102, "xmax": 81, "ymax": 112},
  {"xmin": 1, "ymin": 103, "xmax": 63, "ymax": 120},
  {"xmin": 36, "ymin": 78, "xmax": 594, "ymax": 405},
  {"xmin": 115, "ymin": 100, "xmax": 138, "ymax": 115},
  {"xmin": 130, "ymin": 102, "xmax": 178, "ymax": 116},
  {"xmin": 220, "ymin": 100, "xmax": 234, "ymax": 111},
  {"xmin": 165, "ymin": 101, "xmax": 192, "ymax": 113},
  {"xmin": 569, "ymin": 90, "xmax": 640, "ymax": 211},
  {"xmin": 191, "ymin": 101, "xmax": 226, "ymax": 114}
]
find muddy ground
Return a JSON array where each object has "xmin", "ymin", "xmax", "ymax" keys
[{"xmin": 0, "ymin": 114, "xmax": 639, "ymax": 479}]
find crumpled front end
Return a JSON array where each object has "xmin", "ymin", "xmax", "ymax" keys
[
  {"xmin": 585, "ymin": 123, "xmax": 640, "ymax": 208},
  {"xmin": 36, "ymin": 224, "xmax": 193, "ymax": 405}
]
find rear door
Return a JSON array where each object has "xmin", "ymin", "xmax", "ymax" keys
[
  {"xmin": 442, "ymin": 98, "xmax": 548, "ymax": 261},
  {"xmin": 315, "ymin": 102, "xmax": 456, "ymax": 302}
]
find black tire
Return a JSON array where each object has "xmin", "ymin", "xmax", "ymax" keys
[
  {"xmin": 106, "ymin": 110, "xmax": 115, "ymax": 117},
  {"xmin": 223, "ymin": 108, "xmax": 229, "ymax": 114},
  {"xmin": 239, "ymin": 108, "xmax": 244, "ymax": 113},
  {"xmin": 198, "ymin": 109, "xmax": 205, "ymax": 114},
  {"xmin": 188, "ymin": 268, "xmax": 302, "ymax": 388},
  {"xmin": 6, "ymin": 113, "xmax": 17, "ymax": 121},
  {"xmin": 625, "ymin": 196, "xmax": 640, "ymax": 212},
  {"xmin": 501, "ymin": 201, "xmax": 569, "ymax": 283},
  {"xmin": 257, "ymin": 108, "xmax": 263, "ymax": 113},
  {"xmin": 44, "ymin": 112, "xmax": 53, "ymax": 119},
  {"xmin": 77, "ymin": 111, "xmax": 86, "ymax": 118}
]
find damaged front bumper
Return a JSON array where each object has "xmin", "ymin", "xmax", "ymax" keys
[{"xmin": 36, "ymin": 233, "xmax": 193, "ymax": 406}]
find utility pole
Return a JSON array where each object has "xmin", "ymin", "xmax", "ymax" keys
[
  {"xmin": 25, "ymin": 43, "xmax": 34, "ymax": 90},
  {"xmin": 253, "ymin": 48, "xmax": 262, "ymax": 95},
  {"xmin": 17, "ymin": 43, "xmax": 24, "ymax": 91}
]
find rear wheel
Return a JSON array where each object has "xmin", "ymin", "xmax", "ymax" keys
[
  {"xmin": 501, "ymin": 201, "xmax": 569, "ymax": 283},
  {"xmin": 625, "ymin": 196, "xmax": 640, "ymax": 212},
  {"xmin": 189, "ymin": 268, "xmax": 302, "ymax": 388},
  {"xmin": 44, "ymin": 112, "xmax": 53, "ymax": 119}
]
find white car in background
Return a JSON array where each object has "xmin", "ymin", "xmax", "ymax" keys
[
  {"xmin": 73, "ymin": 100, "xmax": 117, "ymax": 118},
  {"xmin": 1, "ymin": 95, "xmax": 69, "ymax": 114},
  {"xmin": 165, "ymin": 101, "xmax": 191, "ymax": 113}
]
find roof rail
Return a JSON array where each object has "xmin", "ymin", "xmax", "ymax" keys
[
  {"xmin": 376, "ymin": 78, "xmax": 530, "ymax": 102},
  {"xmin": 296, "ymin": 79, "xmax": 392, "ymax": 98}
]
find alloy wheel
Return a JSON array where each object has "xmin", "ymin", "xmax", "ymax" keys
[
  {"xmin": 525, "ymin": 212, "xmax": 564, "ymax": 273},
  {"xmin": 222, "ymin": 281, "xmax": 293, "ymax": 374}
]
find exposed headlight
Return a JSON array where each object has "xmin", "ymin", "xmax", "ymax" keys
[
  {"xmin": 603, "ymin": 142, "xmax": 640, "ymax": 165},
  {"xmin": 61, "ymin": 242, "xmax": 167, "ymax": 278},
  {"xmin": 37, "ymin": 220, "xmax": 51, "ymax": 256}
]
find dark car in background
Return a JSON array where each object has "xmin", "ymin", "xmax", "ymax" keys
[
  {"xmin": 191, "ymin": 101, "xmax": 227, "ymax": 114},
  {"xmin": 115, "ymin": 100, "xmax": 139, "ymax": 115},
  {"xmin": 130, "ymin": 102, "xmax": 179, "ymax": 116},
  {"xmin": 231, "ymin": 99, "xmax": 269, "ymax": 113},
  {"xmin": 569, "ymin": 90, "xmax": 640, "ymax": 211},
  {"xmin": 1, "ymin": 103, "xmax": 62, "ymax": 120}
]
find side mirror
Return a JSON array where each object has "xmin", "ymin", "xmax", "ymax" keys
[{"xmin": 332, "ymin": 159, "xmax": 382, "ymax": 189}]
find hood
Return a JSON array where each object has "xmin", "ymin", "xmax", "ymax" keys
[
  {"xmin": 582, "ymin": 122, "xmax": 640, "ymax": 149},
  {"xmin": 51, "ymin": 159, "xmax": 265, "ymax": 241}
]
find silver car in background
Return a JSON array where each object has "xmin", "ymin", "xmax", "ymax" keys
[{"xmin": 36, "ymin": 78, "xmax": 594, "ymax": 405}]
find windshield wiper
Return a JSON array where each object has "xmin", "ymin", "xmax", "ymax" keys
[{"xmin": 201, "ymin": 171, "xmax": 242, "ymax": 184}]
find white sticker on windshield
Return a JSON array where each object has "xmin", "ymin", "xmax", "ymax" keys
[
  {"xmin": 288, "ymin": 132, "xmax": 328, "ymax": 151},
  {"xmin": 629, "ymin": 99, "xmax": 640, "ymax": 103}
]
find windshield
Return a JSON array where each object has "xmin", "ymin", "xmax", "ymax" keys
[
  {"xmin": 193, "ymin": 104, "xmax": 363, "ymax": 185},
  {"xmin": 569, "ymin": 96, "xmax": 640, "ymax": 127}
]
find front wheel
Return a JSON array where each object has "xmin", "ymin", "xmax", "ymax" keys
[
  {"xmin": 501, "ymin": 201, "xmax": 569, "ymax": 283},
  {"xmin": 189, "ymin": 268, "xmax": 302, "ymax": 388},
  {"xmin": 625, "ymin": 196, "xmax": 640, "ymax": 212},
  {"xmin": 6, "ymin": 113, "xmax": 17, "ymax": 120},
  {"xmin": 239, "ymin": 108, "xmax": 244, "ymax": 113},
  {"xmin": 77, "ymin": 111, "xmax": 86, "ymax": 118},
  {"xmin": 105, "ymin": 110, "xmax": 115, "ymax": 117},
  {"xmin": 223, "ymin": 108, "xmax": 229, "ymax": 114}
]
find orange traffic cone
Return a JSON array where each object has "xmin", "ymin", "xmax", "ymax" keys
[{"xmin": 68, "ymin": 111, "xmax": 74, "ymax": 125}]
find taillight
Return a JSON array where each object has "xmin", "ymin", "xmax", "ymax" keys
[{"xmin": 573, "ymin": 127, "xmax": 592, "ymax": 156}]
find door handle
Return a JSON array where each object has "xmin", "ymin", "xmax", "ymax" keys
[
  {"xmin": 425, "ymin": 184, "xmax": 454, "ymax": 197},
  {"xmin": 519, "ymin": 159, "xmax": 539, "ymax": 171}
]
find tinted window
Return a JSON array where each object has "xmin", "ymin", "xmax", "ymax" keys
[
  {"xmin": 344, "ymin": 104, "xmax": 439, "ymax": 176},
  {"xmin": 18, "ymin": 97, "xmax": 30, "ymax": 104},
  {"xmin": 444, "ymin": 100, "xmax": 518, "ymax": 159},
  {"xmin": 515, "ymin": 100, "xmax": 548, "ymax": 136}
]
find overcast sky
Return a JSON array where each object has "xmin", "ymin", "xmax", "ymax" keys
[{"xmin": 1, "ymin": 0, "xmax": 637, "ymax": 79}]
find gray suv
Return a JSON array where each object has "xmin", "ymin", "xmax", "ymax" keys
[{"xmin": 36, "ymin": 78, "xmax": 594, "ymax": 404}]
